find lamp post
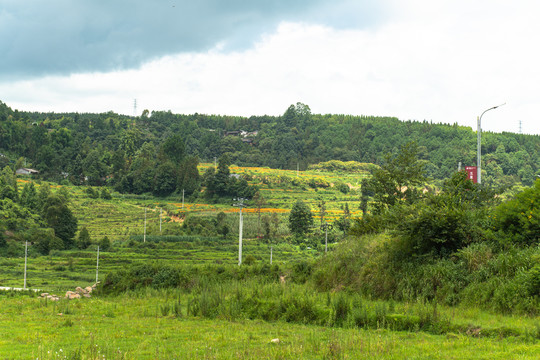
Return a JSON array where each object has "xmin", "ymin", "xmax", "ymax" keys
[{"xmin": 477, "ymin": 103, "xmax": 505, "ymax": 184}]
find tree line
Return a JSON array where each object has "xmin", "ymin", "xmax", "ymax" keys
[{"xmin": 1, "ymin": 100, "xmax": 539, "ymax": 194}]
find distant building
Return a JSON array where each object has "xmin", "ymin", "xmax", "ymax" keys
[{"xmin": 16, "ymin": 168, "xmax": 39, "ymax": 175}]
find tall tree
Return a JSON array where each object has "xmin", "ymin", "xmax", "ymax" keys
[
  {"xmin": 288, "ymin": 200, "xmax": 313, "ymax": 238},
  {"xmin": 366, "ymin": 141, "xmax": 426, "ymax": 213},
  {"xmin": 162, "ymin": 135, "xmax": 185, "ymax": 165},
  {"xmin": 43, "ymin": 195, "xmax": 78, "ymax": 249}
]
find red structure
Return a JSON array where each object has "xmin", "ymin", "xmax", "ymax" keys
[{"xmin": 465, "ymin": 166, "xmax": 477, "ymax": 183}]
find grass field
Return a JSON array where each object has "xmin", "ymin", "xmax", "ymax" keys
[
  {"xmin": 0, "ymin": 290, "xmax": 538, "ymax": 359},
  {"xmin": 2, "ymin": 167, "xmax": 538, "ymax": 359}
]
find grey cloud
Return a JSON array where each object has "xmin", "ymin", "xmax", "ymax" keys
[{"xmin": 0, "ymin": 0, "xmax": 382, "ymax": 79}]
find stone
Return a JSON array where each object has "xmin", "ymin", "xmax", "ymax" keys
[
  {"xmin": 65, "ymin": 291, "xmax": 76, "ymax": 298},
  {"xmin": 40, "ymin": 293, "xmax": 49, "ymax": 297},
  {"xmin": 270, "ymin": 338, "xmax": 280, "ymax": 344},
  {"xmin": 68, "ymin": 293, "xmax": 81, "ymax": 300},
  {"xmin": 75, "ymin": 286, "xmax": 86, "ymax": 294},
  {"xmin": 85, "ymin": 286, "xmax": 93, "ymax": 293}
]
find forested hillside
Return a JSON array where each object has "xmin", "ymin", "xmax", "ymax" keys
[{"xmin": 1, "ymin": 100, "xmax": 539, "ymax": 191}]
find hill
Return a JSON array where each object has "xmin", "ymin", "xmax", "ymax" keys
[{"xmin": 1, "ymin": 100, "xmax": 539, "ymax": 190}]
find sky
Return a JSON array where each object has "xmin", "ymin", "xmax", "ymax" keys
[{"xmin": 1, "ymin": 0, "xmax": 539, "ymax": 134}]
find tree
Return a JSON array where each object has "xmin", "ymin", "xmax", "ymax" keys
[
  {"xmin": 178, "ymin": 156, "xmax": 200, "ymax": 195},
  {"xmin": 153, "ymin": 161, "xmax": 177, "ymax": 196},
  {"xmin": 394, "ymin": 170, "xmax": 496, "ymax": 257},
  {"xmin": 99, "ymin": 236, "xmax": 111, "ymax": 251},
  {"xmin": 162, "ymin": 135, "xmax": 186, "ymax": 165},
  {"xmin": 335, "ymin": 203, "xmax": 351, "ymax": 233},
  {"xmin": 288, "ymin": 200, "xmax": 313, "ymax": 238},
  {"xmin": 492, "ymin": 179, "xmax": 540, "ymax": 246},
  {"xmin": 77, "ymin": 227, "xmax": 92, "ymax": 249},
  {"xmin": 83, "ymin": 148, "xmax": 109, "ymax": 186},
  {"xmin": 43, "ymin": 195, "xmax": 78, "ymax": 249},
  {"xmin": 0, "ymin": 230, "xmax": 6, "ymax": 248},
  {"xmin": 262, "ymin": 212, "xmax": 280, "ymax": 242},
  {"xmin": 0, "ymin": 166, "xmax": 17, "ymax": 201},
  {"xmin": 366, "ymin": 141, "xmax": 426, "ymax": 213}
]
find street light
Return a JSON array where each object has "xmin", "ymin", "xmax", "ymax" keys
[{"xmin": 477, "ymin": 103, "xmax": 505, "ymax": 184}]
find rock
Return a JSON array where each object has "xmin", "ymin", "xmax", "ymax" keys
[
  {"xmin": 85, "ymin": 286, "xmax": 93, "ymax": 293},
  {"xmin": 270, "ymin": 338, "xmax": 280, "ymax": 344},
  {"xmin": 40, "ymin": 293, "xmax": 49, "ymax": 297},
  {"xmin": 75, "ymin": 286, "xmax": 86, "ymax": 294},
  {"xmin": 65, "ymin": 291, "xmax": 76, "ymax": 298},
  {"xmin": 57, "ymin": 313, "xmax": 63, "ymax": 316},
  {"xmin": 68, "ymin": 293, "xmax": 81, "ymax": 300}
]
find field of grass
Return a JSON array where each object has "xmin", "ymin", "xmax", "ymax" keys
[
  {"xmin": 3, "ymin": 167, "xmax": 538, "ymax": 359},
  {"xmin": 0, "ymin": 289, "xmax": 538, "ymax": 359},
  {"xmin": 1, "ymin": 236, "xmax": 316, "ymax": 292}
]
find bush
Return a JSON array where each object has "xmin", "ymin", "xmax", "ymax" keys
[
  {"xmin": 492, "ymin": 180, "xmax": 540, "ymax": 246},
  {"xmin": 100, "ymin": 188, "xmax": 112, "ymax": 200},
  {"xmin": 334, "ymin": 182, "xmax": 350, "ymax": 194},
  {"xmin": 99, "ymin": 236, "xmax": 111, "ymax": 251},
  {"xmin": 85, "ymin": 187, "xmax": 99, "ymax": 199}
]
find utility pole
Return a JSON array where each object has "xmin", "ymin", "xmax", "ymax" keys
[
  {"xmin": 143, "ymin": 207, "xmax": 147, "ymax": 243},
  {"xmin": 233, "ymin": 198, "xmax": 248, "ymax": 266},
  {"xmin": 477, "ymin": 103, "xmax": 505, "ymax": 184},
  {"xmin": 96, "ymin": 246, "xmax": 100, "ymax": 284},
  {"xmin": 321, "ymin": 222, "xmax": 333, "ymax": 254},
  {"xmin": 23, "ymin": 240, "xmax": 28, "ymax": 290}
]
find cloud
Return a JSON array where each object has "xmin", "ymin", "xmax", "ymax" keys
[
  {"xmin": 0, "ymin": 0, "xmax": 383, "ymax": 79},
  {"xmin": 2, "ymin": 0, "xmax": 539, "ymax": 135}
]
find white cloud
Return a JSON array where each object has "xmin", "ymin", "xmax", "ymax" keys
[{"xmin": 1, "ymin": 0, "xmax": 539, "ymax": 135}]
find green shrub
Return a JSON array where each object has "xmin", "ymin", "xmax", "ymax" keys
[{"xmin": 492, "ymin": 180, "xmax": 540, "ymax": 246}]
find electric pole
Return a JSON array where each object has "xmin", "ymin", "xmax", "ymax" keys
[
  {"xmin": 143, "ymin": 207, "xmax": 147, "ymax": 242},
  {"xmin": 233, "ymin": 198, "xmax": 248, "ymax": 266}
]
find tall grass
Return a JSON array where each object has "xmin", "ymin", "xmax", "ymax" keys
[{"xmin": 313, "ymin": 233, "xmax": 540, "ymax": 315}]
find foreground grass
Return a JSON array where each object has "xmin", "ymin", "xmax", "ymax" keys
[{"xmin": 0, "ymin": 293, "xmax": 538, "ymax": 360}]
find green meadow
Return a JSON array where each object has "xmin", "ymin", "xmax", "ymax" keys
[{"xmin": 1, "ymin": 165, "xmax": 539, "ymax": 359}]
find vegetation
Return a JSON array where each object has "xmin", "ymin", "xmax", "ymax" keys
[
  {"xmin": 1, "ymin": 99, "xmax": 539, "ymax": 193},
  {"xmin": 1, "ymin": 99, "xmax": 539, "ymax": 358}
]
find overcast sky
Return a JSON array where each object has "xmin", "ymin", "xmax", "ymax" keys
[{"xmin": 1, "ymin": 0, "xmax": 538, "ymax": 134}]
